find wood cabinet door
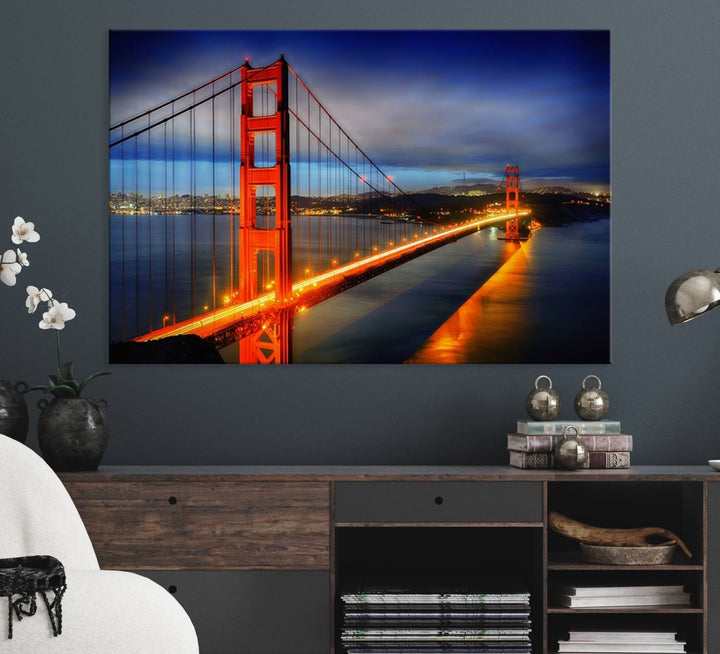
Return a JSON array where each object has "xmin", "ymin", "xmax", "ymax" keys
[
  {"xmin": 65, "ymin": 480, "xmax": 331, "ymax": 570},
  {"xmin": 138, "ymin": 570, "xmax": 331, "ymax": 654}
]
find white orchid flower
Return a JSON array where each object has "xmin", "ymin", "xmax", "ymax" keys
[
  {"xmin": 0, "ymin": 249, "xmax": 22, "ymax": 286},
  {"xmin": 11, "ymin": 216, "xmax": 40, "ymax": 245},
  {"xmin": 25, "ymin": 285, "xmax": 53, "ymax": 313},
  {"xmin": 16, "ymin": 249, "xmax": 29, "ymax": 266},
  {"xmin": 39, "ymin": 301, "xmax": 76, "ymax": 330}
]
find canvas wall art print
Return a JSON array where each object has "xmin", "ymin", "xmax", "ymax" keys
[{"xmin": 109, "ymin": 30, "xmax": 610, "ymax": 364}]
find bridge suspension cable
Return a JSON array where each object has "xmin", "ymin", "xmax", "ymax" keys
[{"xmin": 109, "ymin": 57, "xmax": 445, "ymax": 351}]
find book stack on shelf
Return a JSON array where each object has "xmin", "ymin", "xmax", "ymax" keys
[
  {"xmin": 551, "ymin": 584, "xmax": 691, "ymax": 609},
  {"xmin": 340, "ymin": 586, "xmax": 532, "ymax": 654},
  {"xmin": 507, "ymin": 420, "xmax": 632, "ymax": 469},
  {"xmin": 557, "ymin": 631, "xmax": 687, "ymax": 653}
]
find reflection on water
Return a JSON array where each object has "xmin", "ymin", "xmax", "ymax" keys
[
  {"xmin": 407, "ymin": 242, "xmax": 532, "ymax": 363},
  {"xmin": 111, "ymin": 212, "xmax": 609, "ymax": 363},
  {"xmin": 109, "ymin": 212, "xmax": 426, "ymax": 342},
  {"xmin": 292, "ymin": 229, "xmax": 521, "ymax": 363},
  {"xmin": 293, "ymin": 219, "xmax": 610, "ymax": 364}
]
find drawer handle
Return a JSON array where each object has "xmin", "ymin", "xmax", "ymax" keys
[
  {"xmin": 168, "ymin": 496, "xmax": 178, "ymax": 505},
  {"xmin": 168, "ymin": 585, "xmax": 177, "ymax": 594},
  {"xmin": 434, "ymin": 496, "xmax": 444, "ymax": 505}
]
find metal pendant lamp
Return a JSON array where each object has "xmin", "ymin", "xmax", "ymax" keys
[{"xmin": 665, "ymin": 268, "xmax": 720, "ymax": 325}]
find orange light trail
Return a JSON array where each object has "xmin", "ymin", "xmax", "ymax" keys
[{"xmin": 134, "ymin": 211, "xmax": 530, "ymax": 342}]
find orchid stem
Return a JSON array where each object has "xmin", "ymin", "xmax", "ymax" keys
[{"xmin": 56, "ymin": 329, "xmax": 62, "ymax": 370}]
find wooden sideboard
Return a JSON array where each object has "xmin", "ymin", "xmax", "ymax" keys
[{"xmin": 60, "ymin": 466, "xmax": 720, "ymax": 654}]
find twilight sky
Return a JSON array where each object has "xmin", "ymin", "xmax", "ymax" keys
[{"xmin": 110, "ymin": 30, "xmax": 610, "ymax": 193}]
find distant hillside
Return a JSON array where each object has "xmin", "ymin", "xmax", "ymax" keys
[
  {"xmin": 524, "ymin": 192, "xmax": 610, "ymax": 226},
  {"xmin": 411, "ymin": 183, "xmax": 607, "ymax": 202},
  {"xmin": 293, "ymin": 187, "xmax": 609, "ymax": 226},
  {"xmin": 418, "ymin": 182, "xmax": 499, "ymax": 195},
  {"xmin": 526, "ymin": 186, "xmax": 609, "ymax": 202}
]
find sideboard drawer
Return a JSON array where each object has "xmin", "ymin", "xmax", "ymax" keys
[
  {"xmin": 65, "ymin": 481, "xmax": 331, "ymax": 570},
  {"xmin": 334, "ymin": 481, "xmax": 542, "ymax": 524}
]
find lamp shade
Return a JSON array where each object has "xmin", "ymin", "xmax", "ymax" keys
[{"xmin": 665, "ymin": 269, "xmax": 720, "ymax": 325}]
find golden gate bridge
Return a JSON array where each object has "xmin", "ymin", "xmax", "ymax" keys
[{"xmin": 109, "ymin": 56, "xmax": 529, "ymax": 363}]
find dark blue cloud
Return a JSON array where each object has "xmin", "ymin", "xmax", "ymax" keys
[{"xmin": 110, "ymin": 30, "xmax": 609, "ymax": 192}]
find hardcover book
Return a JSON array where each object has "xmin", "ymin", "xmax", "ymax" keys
[
  {"xmin": 508, "ymin": 451, "xmax": 631, "ymax": 469},
  {"xmin": 507, "ymin": 433, "xmax": 632, "ymax": 453},
  {"xmin": 516, "ymin": 420, "xmax": 621, "ymax": 435},
  {"xmin": 508, "ymin": 451, "xmax": 550, "ymax": 469}
]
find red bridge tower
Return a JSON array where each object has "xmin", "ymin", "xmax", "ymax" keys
[
  {"xmin": 504, "ymin": 165, "xmax": 520, "ymax": 240},
  {"xmin": 238, "ymin": 57, "xmax": 292, "ymax": 363}
]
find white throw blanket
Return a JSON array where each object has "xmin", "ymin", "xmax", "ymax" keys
[{"xmin": 0, "ymin": 434, "xmax": 198, "ymax": 653}]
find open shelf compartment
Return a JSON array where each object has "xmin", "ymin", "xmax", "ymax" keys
[
  {"xmin": 547, "ymin": 612, "xmax": 703, "ymax": 654},
  {"xmin": 547, "ymin": 481, "xmax": 704, "ymax": 564},
  {"xmin": 546, "ymin": 480, "xmax": 705, "ymax": 654},
  {"xmin": 334, "ymin": 526, "xmax": 543, "ymax": 654}
]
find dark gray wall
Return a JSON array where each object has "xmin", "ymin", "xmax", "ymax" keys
[{"xmin": 1, "ymin": 0, "xmax": 719, "ymax": 465}]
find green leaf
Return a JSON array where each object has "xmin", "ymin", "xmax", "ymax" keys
[
  {"xmin": 48, "ymin": 384, "xmax": 78, "ymax": 398},
  {"xmin": 48, "ymin": 374, "xmax": 79, "ymax": 394},
  {"xmin": 77, "ymin": 371, "xmax": 110, "ymax": 396},
  {"xmin": 58, "ymin": 361, "xmax": 74, "ymax": 383},
  {"xmin": 25, "ymin": 384, "xmax": 51, "ymax": 394}
]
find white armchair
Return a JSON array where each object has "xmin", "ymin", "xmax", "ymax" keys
[{"xmin": 0, "ymin": 434, "xmax": 199, "ymax": 653}]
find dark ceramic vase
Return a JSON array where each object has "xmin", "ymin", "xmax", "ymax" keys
[
  {"xmin": 0, "ymin": 380, "xmax": 29, "ymax": 443},
  {"xmin": 37, "ymin": 397, "xmax": 109, "ymax": 471}
]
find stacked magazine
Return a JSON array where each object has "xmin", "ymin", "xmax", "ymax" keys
[
  {"xmin": 557, "ymin": 631, "xmax": 686, "ymax": 653},
  {"xmin": 340, "ymin": 586, "xmax": 532, "ymax": 653}
]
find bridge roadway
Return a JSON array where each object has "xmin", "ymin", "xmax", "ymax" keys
[{"xmin": 134, "ymin": 211, "xmax": 530, "ymax": 346}]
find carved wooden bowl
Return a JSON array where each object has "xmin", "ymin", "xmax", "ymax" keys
[{"xmin": 580, "ymin": 542, "xmax": 677, "ymax": 565}]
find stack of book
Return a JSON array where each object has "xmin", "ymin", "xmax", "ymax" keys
[
  {"xmin": 340, "ymin": 586, "xmax": 532, "ymax": 653},
  {"xmin": 551, "ymin": 584, "xmax": 691, "ymax": 609},
  {"xmin": 507, "ymin": 419, "xmax": 632, "ymax": 469},
  {"xmin": 557, "ymin": 630, "xmax": 686, "ymax": 653}
]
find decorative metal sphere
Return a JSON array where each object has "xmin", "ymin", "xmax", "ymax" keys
[
  {"xmin": 574, "ymin": 374, "xmax": 609, "ymax": 421},
  {"xmin": 525, "ymin": 375, "xmax": 560, "ymax": 421},
  {"xmin": 554, "ymin": 426, "xmax": 589, "ymax": 470}
]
